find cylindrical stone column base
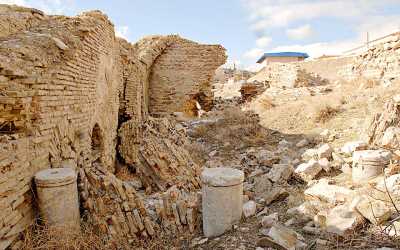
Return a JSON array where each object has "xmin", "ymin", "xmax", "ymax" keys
[
  {"xmin": 201, "ymin": 167, "xmax": 244, "ymax": 238},
  {"xmin": 35, "ymin": 168, "xmax": 80, "ymax": 230}
]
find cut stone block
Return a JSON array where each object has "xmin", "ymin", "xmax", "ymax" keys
[
  {"xmin": 317, "ymin": 144, "xmax": 333, "ymax": 159},
  {"xmin": 295, "ymin": 159, "xmax": 322, "ymax": 181},
  {"xmin": 243, "ymin": 201, "xmax": 257, "ymax": 218},
  {"xmin": 355, "ymin": 196, "xmax": 392, "ymax": 225},
  {"xmin": 35, "ymin": 168, "xmax": 80, "ymax": 230},
  {"xmin": 304, "ymin": 179, "xmax": 353, "ymax": 205},
  {"xmin": 267, "ymin": 164, "xmax": 294, "ymax": 183},
  {"xmin": 326, "ymin": 203, "xmax": 365, "ymax": 236},
  {"xmin": 201, "ymin": 168, "xmax": 244, "ymax": 237}
]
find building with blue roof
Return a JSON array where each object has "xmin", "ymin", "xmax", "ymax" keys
[{"xmin": 256, "ymin": 52, "xmax": 309, "ymax": 64}]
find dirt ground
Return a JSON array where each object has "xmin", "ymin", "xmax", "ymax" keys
[{"xmin": 180, "ymin": 78, "xmax": 400, "ymax": 250}]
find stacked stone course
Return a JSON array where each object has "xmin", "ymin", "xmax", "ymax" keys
[{"xmin": 0, "ymin": 4, "xmax": 226, "ymax": 249}]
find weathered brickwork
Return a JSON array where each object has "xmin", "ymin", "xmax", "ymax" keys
[
  {"xmin": 118, "ymin": 117, "xmax": 201, "ymax": 192},
  {"xmin": 0, "ymin": 9, "xmax": 121, "ymax": 248},
  {"xmin": 149, "ymin": 38, "xmax": 226, "ymax": 115},
  {"xmin": 0, "ymin": 5, "xmax": 226, "ymax": 249}
]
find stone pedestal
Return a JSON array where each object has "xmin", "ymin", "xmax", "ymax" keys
[
  {"xmin": 352, "ymin": 150, "xmax": 391, "ymax": 183},
  {"xmin": 201, "ymin": 167, "xmax": 244, "ymax": 237},
  {"xmin": 35, "ymin": 168, "xmax": 80, "ymax": 230}
]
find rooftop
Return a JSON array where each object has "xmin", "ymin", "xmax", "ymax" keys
[{"xmin": 257, "ymin": 52, "xmax": 309, "ymax": 63}]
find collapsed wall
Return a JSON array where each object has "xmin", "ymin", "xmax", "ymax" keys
[
  {"xmin": 0, "ymin": 4, "xmax": 226, "ymax": 249},
  {"xmin": 118, "ymin": 117, "xmax": 201, "ymax": 192},
  {"xmin": 248, "ymin": 63, "xmax": 328, "ymax": 88},
  {"xmin": 344, "ymin": 33, "xmax": 400, "ymax": 82}
]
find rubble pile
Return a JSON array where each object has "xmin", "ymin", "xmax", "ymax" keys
[
  {"xmin": 345, "ymin": 32, "xmax": 400, "ymax": 83},
  {"xmin": 367, "ymin": 95, "xmax": 400, "ymax": 148},
  {"xmin": 239, "ymin": 81, "xmax": 268, "ymax": 103},
  {"xmin": 247, "ymin": 63, "xmax": 329, "ymax": 89},
  {"xmin": 80, "ymin": 165, "xmax": 200, "ymax": 247},
  {"xmin": 118, "ymin": 117, "xmax": 201, "ymax": 192}
]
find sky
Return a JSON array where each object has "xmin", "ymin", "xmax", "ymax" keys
[{"xmin": 2, "ymin": 0, "xmax": 400, "ymax": 71}]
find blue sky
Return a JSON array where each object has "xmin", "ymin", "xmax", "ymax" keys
[{"xmin": 2, "ymin": 0, "xmax": 400, "ymax": 70}]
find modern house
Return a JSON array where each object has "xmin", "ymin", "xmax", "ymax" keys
[{"xmin": 256, "ymin": 52, "xmax": 309, "ymax": 65}]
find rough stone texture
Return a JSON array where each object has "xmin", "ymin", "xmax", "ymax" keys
[
  {"xmin": 80, "ymin": 165, "xmax": 200, "ymax": 246},
  {"xmin": 352, "ymin": 150, "xmax": 391, "ymax": 183},
  {"xmin": 325, "ymin": 203, "xmax": 365, "ymax": 236},
  {"xmin": 201, "ymin": 168, "xmax": 244, "ymax": 237},
  {"xmin": 0, "ymin": 5, "xmax": 226, "ymax": 248},
  {"xmin": 148, "ymin": 38, "xmax": 226, "ymax": 116},
  {"xmin": 35, "ymin": 168, "xmax": 80, "ymax": 229},
  {"xmin": 0, "ymin": 9, "xmax": 121, "ymax": 247},
  {"xmin": 355, "ymin": 196, "xmax": 392, "ymax": 225},
  {"xmin": 118, "ymin": 117, "xmax": 201, "ymax": 192},
  {"xmin": 242, "ymin": 200, "xmax": 257, "ymax": 218},
  {"xmin": 367, "ymin": 97, "xmax": 400, "ymax": 147},
  {"xmin": 239, "ymin": 81, "xmax": 268, "ymax": 103},
  {"xmin": 201, "ymin": 167, "xmax": 244, "ymax": 187},
  {"xmin": 304, "ymin": 179, "xmax": 353, "ymax": 205},
  {"xmin": 295, "ymin": 160, "xmax": 322, "ymax": 181},
  {"xmin": 343, "ymin": 33, "xmax": 400, "ymax": 82},
  {"xmin": 248, "ymin": 63, "xmax": 329, "ymax": 88}
]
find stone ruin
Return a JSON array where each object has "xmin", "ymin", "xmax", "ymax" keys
[{"xmin": 0, "ymin": 4, "xmax": 226, "ymax": 249}]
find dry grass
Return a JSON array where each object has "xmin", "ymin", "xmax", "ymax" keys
[
  {"xmin": 314, "ymin": 104, "xmax": 340, "ymax": 123},
  {"xmin": 20, "ymin": 222, "xmax": 106, "ymax": 250},
  {"xmin": 191, "ymin": 106, "xmax": 272, "ymax": 150}
]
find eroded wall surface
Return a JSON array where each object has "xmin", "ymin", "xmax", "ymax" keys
[
  {"xmin": 148, "ymin": 38, "xmax": 226, "ymax": 115},
  {"xmin": 0, "ymin": 5, "xmax": 226, "ymax": 249},
  {"xmin": 345, "ymin": 34, "xmax": 400, "ymax": 82},
  {"xmin": 0, "ymin": 7, "xmax": 122, "ymax": 248}
]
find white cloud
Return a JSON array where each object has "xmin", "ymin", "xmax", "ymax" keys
[
  {"xmin": 240, "ymin": 0, "xmax": 400, "ymax": 68},
  {"xmin": 242, "ymin": 0, "xmax": 396, "ymax": 32},
  {"xmin": 286, "ymin": 24, "xmax": 313, "ymax": 40},
  {"xmin": 115, "ymin": 25, "xmax": 129, "ymax": 40},
  {"xmin": 256, "ymin": 36, "xmax": 272, "ymax": 47},
  {"xmin": 243, "ymin": 48, "xmax": 264, "ymax": 60}
]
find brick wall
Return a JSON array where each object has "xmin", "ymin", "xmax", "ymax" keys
[
  {"xmin": 148, "ymin": 38, "xmax": 226, "ymax": 115},
  {"xmin": 0, "ymin": 5, "xmax": 226, "ymax": 249},
  {"xmin": 0, "ymin": 9, "xmax": 121, "ymax": 248}
]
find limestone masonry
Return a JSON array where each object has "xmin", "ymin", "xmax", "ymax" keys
[{"xmin": 0, "ymin": 4, "xmax": 226, "ymax": 248}]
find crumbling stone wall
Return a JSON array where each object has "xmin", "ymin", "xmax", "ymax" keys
[
  {"xmin": 0, "ymin": 4, "xmax": 226, "ymax": 249},
  {"xmin": 0, "ymin": 4, "xmax": 44, "ymax": 37},
  {"xmin": 341, "ymin": 33, "xmax": 400, "ymax": 82},
  {"xmin": 148, "ymin": 38, "xmax": 226, "ymax": 115},
  {"xmin": 0, "ymin": 7, "xmax": 122, "ymax": 248}
]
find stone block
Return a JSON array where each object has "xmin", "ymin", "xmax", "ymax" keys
[{"xmin": 201, "ymin": 168, "xmax": 244, "ymax": 237}]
